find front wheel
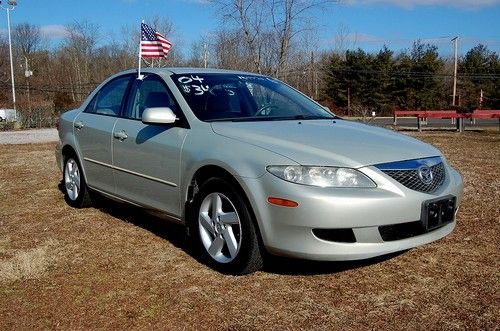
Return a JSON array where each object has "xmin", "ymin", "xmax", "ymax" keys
[
  {"xmin": 63, "ymin": 156, "xmax": 92, "ymax": 208},
  {"xmin": 191, "ymin": 178, "xmax": 263, "ymax": 274}
]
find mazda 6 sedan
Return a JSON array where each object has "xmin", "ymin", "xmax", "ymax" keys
[{"xmin": 56, "ymin": 68, "xmax": 463, "ymax": 274}]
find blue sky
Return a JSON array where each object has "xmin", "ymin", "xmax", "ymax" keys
[{"xmin": 5, "ymin": 0, "xmax": 500, "ymax": 56}]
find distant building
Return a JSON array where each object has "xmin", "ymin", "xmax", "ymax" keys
[{"xmin": 0, "ymin": 109, "xmax": 16, "ymax": 122}]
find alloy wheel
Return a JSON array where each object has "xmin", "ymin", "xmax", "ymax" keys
[
  {"xmin": 198, "ymin": 192, "xmax": 242, "ymax": 263},
  {"xmin": 64, "ymin": 158, "xmax": 81, "ymax": 201}
]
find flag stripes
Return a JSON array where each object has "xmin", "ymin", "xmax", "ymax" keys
[{"xmin": 140, "ymin": 23, "xmax": 172, "ymax": 58}]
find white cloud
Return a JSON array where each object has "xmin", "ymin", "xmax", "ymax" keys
[
  {"xmin": 350, "ymin": 32, "xmax": 382, "ymax": 43},
  {"xmin": 345, "ymin": 0, "xmax": 500, "ymax": 9},
  {"xmin": 328, "ymin": 31, "xmax": 463, "ymax": 50},
  {"xmin": 40, "ymin": 25, "xmax": 67, "ymax": 39}
]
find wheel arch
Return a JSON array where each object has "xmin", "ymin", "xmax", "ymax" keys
[
  {"xmin": 62, "ymin": 144, "xmax": 77, "ymax": 159},
  {"xmin": 184, "ymin": 165, "xmax": 265, "ymax": 247},
  {"xmin": 60, "ymin": 144, "xmax": 89, "ymax": 184}
]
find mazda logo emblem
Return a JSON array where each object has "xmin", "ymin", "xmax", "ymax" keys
[{"xmin": 418, "ymin": 165, "xmax": 434, "ymax": 185}]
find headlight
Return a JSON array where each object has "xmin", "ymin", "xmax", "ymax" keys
[{"xmin": 266, "ymin": 165, "xmax": 376, "ymax": 188}]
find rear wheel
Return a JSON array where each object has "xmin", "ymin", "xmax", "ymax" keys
[
  {"xmin": 191, "ymin": 178, "xmax": 263, "ymax": 274},
  {"xmin": 63, "ymin": 156, "xmax": 92, "ymax": 208}
]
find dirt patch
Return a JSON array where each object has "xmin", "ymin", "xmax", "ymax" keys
[
  {"xmin": 0, "ymin": 239, "xmax": 59, "ymax": 283},
  {"xmin": 0, "ymin": 133, "xmax": 498, "ymax": 330}
]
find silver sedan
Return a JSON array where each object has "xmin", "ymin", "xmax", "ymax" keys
[{"xmin": 56, "ymin": 68, "xmax": 463, "ymax": 274}]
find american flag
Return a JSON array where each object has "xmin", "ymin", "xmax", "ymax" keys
[{"xmin": 140, "ymin": 23, "xmax": 172, "ymax": 58}]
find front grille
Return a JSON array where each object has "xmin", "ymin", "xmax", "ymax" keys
[{"xmin": 376, "ymin": 157, "xmax": 446, "ymax": 193}]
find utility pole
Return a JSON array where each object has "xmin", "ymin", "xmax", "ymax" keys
[
  {"xmin": 451, "ymin": 37, "xmax": 458, "ymax": 106},
  {"xmin": 451, "ymin": 36, "xmax": 463, "ymax": 132},
  {"xmin": 24, "ymin": 57, "xmax": 33, "ymax": 112},
  {"xmin": 1, "ymin": 0, "xmax": 17, "ymax": 122}
]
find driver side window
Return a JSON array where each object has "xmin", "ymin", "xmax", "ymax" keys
[
  {"xmin": 126, "ymin": 76, "xmax": 176, "ymax": 120},
  {"xmin": 85, "ymin": 75, "xmax": 131, "ymax": 116}
]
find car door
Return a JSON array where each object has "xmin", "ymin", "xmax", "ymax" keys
[
  {"xmin": 112, "ymin": 74, "xmax": 189, "ymax": 216},
  {"xmin": 74, "ymin": 74, "xmax": 133, "ymax": 194}
]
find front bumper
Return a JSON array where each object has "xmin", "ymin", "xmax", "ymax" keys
[{"xmin": 240, "ymin": 163, "xmax": 463, "ymax": 261}]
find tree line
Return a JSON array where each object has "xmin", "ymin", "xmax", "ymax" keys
[
  {"xmin": 321, "ymin": 42, "xmax": 500, "ymax": 116},
  {"xmin": 0, "ymin": 0, "xmax": 498, "ymax": 128}
]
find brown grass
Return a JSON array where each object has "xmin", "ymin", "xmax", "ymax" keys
[
  {"xmin": 0, "ymin": 132, "xmax": 498, "ymax": 330},
  {"xmin": 0, "ymin": 239, "xmax": 58, "ymax": 283}
]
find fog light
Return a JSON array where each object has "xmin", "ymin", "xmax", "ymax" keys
[{"xmin": 267, "ymin": 197, "xmax": 299, "ymax": 208}]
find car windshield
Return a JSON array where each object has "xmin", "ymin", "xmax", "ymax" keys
[{"xmin": 172, "ymin": 73, "xmax": 334, "ymax": 122}]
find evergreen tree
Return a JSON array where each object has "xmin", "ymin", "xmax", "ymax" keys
[
  {"xmin": 344, "ymin": 49, "xmax": 374, "ymax": 108},
  {"xmin": 393, "ymin": 41, "xmax": 443, "ymax": 110},
  {"xmin": 321, "ymin": 53, "xmax": 347, "ymax": 110},
  {"xmin": 371, "ymin": 46, "xmax": 394, "ymax": 114},
  {"xmin": 460, "ymin": 44, "xmax": 500, "ymax": 110}
]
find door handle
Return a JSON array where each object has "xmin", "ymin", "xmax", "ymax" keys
[
  {"xmin": 74, "ymin": 121, "xmax": 84, "ymax": 130},
  {"xmin": 113, "ymin": 130, "xmax": 128, "ymax": 141}
]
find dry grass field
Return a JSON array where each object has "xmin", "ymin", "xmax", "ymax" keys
[{"xmin": 0, "ymin": 131, "xmax": 498, "ymax": 330}]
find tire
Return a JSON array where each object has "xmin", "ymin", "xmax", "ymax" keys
[
  {"xmin": 63, "ymin": 155, "xmax": 92, "ymax": 208},
  {"xmin": 190, "ymin": 177, "xmax": 263, "ymax": 274}
]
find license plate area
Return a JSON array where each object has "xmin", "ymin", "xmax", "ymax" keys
[{"xmin": 421, "ymin": 195, "xmax": 456, "ymax": 231}]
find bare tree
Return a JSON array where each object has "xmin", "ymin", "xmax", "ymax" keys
[
  {"xmin": 211, "ymin": 0, "xmax": 337, "ymax": 75},
  {"xmin": 332, "ymin": 23, "xmax": 357, "ymax": 60},
  {"xmin": 142, "ymin": 17, "xmax": 184, "ymax": 68},
  {"xmin": 118, "ymin": 18, "xmax": 181, "ymax": 70},
  {"xmin": 63, "ymin": 21, "xmax": 100, "ymax": 101},
  {"xmin": 212, "ymin": 29, "xmax": 254, "ymax": 70},
  {"xmin": 118, "ymin": 24, "xmax": 140, "ymax": 67},
  {"xmin": 350, "ymin": 104, "xmax": 374, "ymax": 122},
  {"xmin": 0, "ymin": 36, "xmax": 10, "ymax": 107},
  {"xmin": 11, "ymin": 24, "xmax": 43, "ymax": 121},
  {"xmin": 187, "ymin": 33, "xmax": 216, "ymax": 68},
  {"xmin": 282, "ymin": 19, "xmax": 320, "ymax": 96},
  {"xmin": 187, "ymin": 39, "xmax": 205, "ymax": 68},
  {"xmin": 13, "ymin": 23, "xmax": 41, "ymax": 58},
  {"xmin": 212, "ymin": 0, "xmax": 266, "ymax": 72}
]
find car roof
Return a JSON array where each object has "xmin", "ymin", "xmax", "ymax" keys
[{"xmin": 120, "ymin": 67, "xmax": 264, "ymax": 77}]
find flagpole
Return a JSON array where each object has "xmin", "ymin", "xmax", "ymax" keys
[{"xmin": 137, "ymin": 20, "xmax": 144, "ymax": 80}]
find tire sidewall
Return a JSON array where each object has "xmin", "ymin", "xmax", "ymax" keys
[{"xmin": 190, "ymin": 177, "xmax": 262, "ymax": 274}]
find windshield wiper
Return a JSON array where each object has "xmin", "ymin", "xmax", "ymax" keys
[
  {"xmin": 292, "ymin": 115, "xmax": 338, "ymax": 120},
  {"xmin": 206, "ymin": 116, "xmax": 301, "ymax": 122},
  {"xmin": 206, "ymin": 117, "xmax": 272, "ymax": 122},
  {"xmin": 205, "ymin": 114, "xmax": 339, "ymax": 123}
]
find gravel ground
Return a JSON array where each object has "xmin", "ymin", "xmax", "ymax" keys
[{"xmin": 0, "ymin": 128, "xmax": 58, "ymax": 145}]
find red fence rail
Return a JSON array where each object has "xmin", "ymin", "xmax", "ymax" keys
[{"xmin": 393, "ymin": 109, "xmax": 500, "ymax": 131}]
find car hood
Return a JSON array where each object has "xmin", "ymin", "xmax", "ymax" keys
[{"xmin": 211, "ymin": 119, "xmax": 441, "ymax": 168}]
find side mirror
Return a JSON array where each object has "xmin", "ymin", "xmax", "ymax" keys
[{"xmin": 142, "ymin": 107, "xmax": 177, "ymax": 125}]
